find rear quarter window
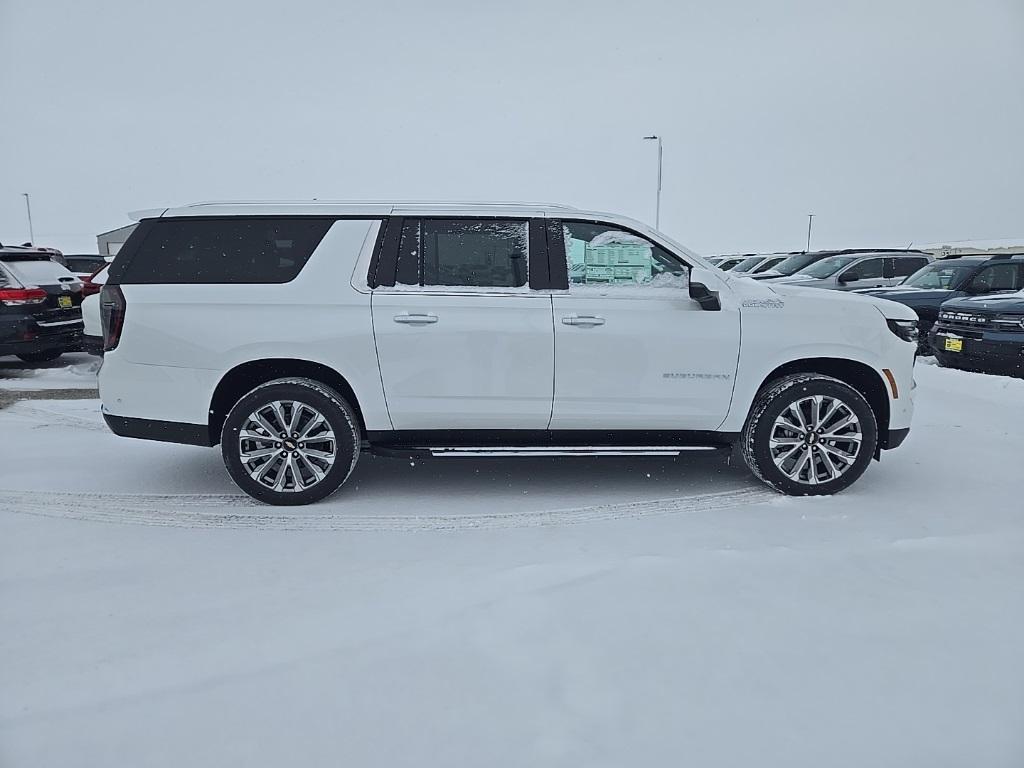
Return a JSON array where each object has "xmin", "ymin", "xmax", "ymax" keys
[{"xmin": 112, "ymin": 218, "xmax": 334, "ymax": 284}]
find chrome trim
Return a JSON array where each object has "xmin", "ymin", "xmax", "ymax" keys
[{"xmin": 36, "ymin": 318, "xmax": 84, "ymax": 328}]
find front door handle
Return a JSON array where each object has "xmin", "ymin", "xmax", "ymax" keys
[
  {"xmin": 393, "ymin": 313, "xmax": 438, "ymax": 325},
  {"xmin": 562, "ymin": 315, "xmax": 606, "ymax": 327}
]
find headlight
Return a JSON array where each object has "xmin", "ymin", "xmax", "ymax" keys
[{"xmin": 886, "ymin": 319, "xmax": 919, "ymax": 343}]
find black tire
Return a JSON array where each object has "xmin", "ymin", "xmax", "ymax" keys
[
  {"xmin": 17, "ymin": 350, "xmax": 63, "ymax": 363},
  {"xmin": 741, "ymin": 374, "xmax": 878, "ymax": 496},
  {"xmin": 221, "ymin": 377, "xmax": 360, "ymax": 506}
]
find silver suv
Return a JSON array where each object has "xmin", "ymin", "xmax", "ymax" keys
[{"xmin": 767, "ymin": 251, "xmax": 933, "ymax": 291}]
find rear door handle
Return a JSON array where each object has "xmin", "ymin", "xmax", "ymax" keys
[
  {"xmin": 393, "ymin": 313, "xmax": 438, "ymax": 325},
  {"xmin": 561, "ymin": 315, "xmax": 605, "ymax": 327}
]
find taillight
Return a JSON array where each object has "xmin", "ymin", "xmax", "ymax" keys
[
  {"xmin": 0, "ymin": 287, "xmax": 47, "ymax": 306},
  {"xmin": 100, "ymin": 285, "xmax": 126, "ymax": 352}
]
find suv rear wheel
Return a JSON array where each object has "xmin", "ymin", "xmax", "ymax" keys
[
  {"xmin": 742, "ymin": 374, "xmax": 877, "ymax": 496},
  {"xmin": 221, "ymin": 378, "xmax": 360, "ymax": 505}
]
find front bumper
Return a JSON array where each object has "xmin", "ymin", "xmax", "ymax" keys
[{"xmin": 929, "ymin": 327, "xmax": 1024, "ymax": 371}]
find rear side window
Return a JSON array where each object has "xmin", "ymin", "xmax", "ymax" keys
[
  {"xmin": 393, "ymin": 219, "xmax": 528, "ymax": 288},
  {"xmin": 115, "ymin": 218, "xmax": 333, "ymax": 284}
]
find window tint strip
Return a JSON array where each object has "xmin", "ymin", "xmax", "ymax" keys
[
  {"xmin": 373, "ymin": 216, "xmax": 405, "ymax": 288},
  {"xmin": 528, "ymin": 218, "xmax": 549, "ymax": 289},
  {"xmin": 545, "ymin": 220, "xmax": 569, "ymax": 290}
]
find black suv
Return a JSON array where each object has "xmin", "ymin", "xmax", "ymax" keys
[
  {"xmin": 928, "ymin": 255, "xmax": 1024, "ymax": 375},
  {"xmin": 856, "ymin": 255, "xmax": 1018, "ymax": 352},
  {"xmin": 0, "ymin": 247, "xmax": 84, "ymax": 362}
]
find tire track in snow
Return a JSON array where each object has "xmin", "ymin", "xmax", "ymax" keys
[
  {"xmin": 9, "ymin": 402, "xmax": 108, "ymax": 431},
  {"xmin": 0, "ymin": 486, "xmax": 775, "ymax": 531}
]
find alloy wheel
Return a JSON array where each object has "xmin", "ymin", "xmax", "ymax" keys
[
  {"xmin": 769, "ymin": 395, "xmax": 862, "ymax": 485},
  {"xmin": 238, "ymin": 400, "xmax": 337, "ymax": 492}
]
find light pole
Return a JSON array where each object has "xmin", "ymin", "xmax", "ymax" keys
[
  {"xmin": 643, "ymin": 135, "xmax": 663, "ymax": 229},
  {"xmin": 806, "ymin": 213, "xmax": 815, "ymax": 252},
  {"xmin": 22, "ymin": 193, "xmax": 35, "ymax": 244}
]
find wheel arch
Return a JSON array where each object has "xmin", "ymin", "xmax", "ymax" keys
[
  {"xmin": 754, "ymin": 357, "xmax": 892, "ymax": 452},
  {"xmin": 209, "ymin": 359, "xmax": 366, "ymax": 445}
]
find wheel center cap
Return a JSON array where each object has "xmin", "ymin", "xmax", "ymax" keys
[
  {"xmin": 283, "ymin": 439, "xmax": 297, "ymax": 451},
  {"xmin": 807, "ymin": 433, "xmax": 818, "ymax": 445}
]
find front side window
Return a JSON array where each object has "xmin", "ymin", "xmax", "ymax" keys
[
  {"xmin": 902, "ymin": 262, "xmax": 975, "ymax": 289},
  {"xmin": 394, "ymin": 219, "xmax": 528, "ymax": 288},
  {"xmin": 965, "ymin": 263, "xmax": 1024, "ymax": 294},
  {"xmin": 557, "ymin": 221, "xmax": 687, "ymax": 289},
  {"xmin": 841, "ymin": 258, "xmax": 884, "ymax": 281}
]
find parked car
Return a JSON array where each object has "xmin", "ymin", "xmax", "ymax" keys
[
  {"xmin": 855, "ymin": 256, "xmax": 994, "ymax": 350},
  {"xmin": 63, "ymin": 254, "xmax": 109, "ymax": 281},
  {"xmin": 81, "ymin": 262, "xmax": 109, "ymax": 298},
  {"xmin": 750, "ymin": 255, "xmax": 788, "ymax": 274},
  {"xmin": 929, "ymin": 255, "xmax": 1024, "ymax": 375},
  {"xmin": 0, "ymin": 247, "xmax": 84, "ymax": 362},
  {"xmin": 81, "ymin": 264, "xmax": 108, "ymax": 355},
  {"xmin": 715, "ymin": 256, "xmax": 746, "ymax": 271},
  {"xmin": 751, "ymin": 249, "xmax": 922, "ymax": 282},
  {"xmin": 727, "ymin": 254, "xmax": 790, "ymax": 275},
  {"xmin": 769, "ymin": 252, "xmax": 933, "ymax": 291},
  {"xmin": 99, "ymin": 201, "xmax": 918, "ymax": 505}
]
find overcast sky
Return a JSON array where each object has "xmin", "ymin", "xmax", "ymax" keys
[{"xmin": 1, "ymin": 0, "xmax": 1021, "ymax": 255}]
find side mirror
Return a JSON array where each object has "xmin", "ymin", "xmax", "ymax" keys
[
  {"xmin": 688, "ymin": 267, "xmax": 721, "ymax": 311},
  {"xmin": 837, "ymin": 271, "xmax": 855, "ymax": 284}
]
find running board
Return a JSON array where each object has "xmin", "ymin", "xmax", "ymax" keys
[{"xmin": 428, "ymin": 446, "xmax": 720, "ymax": 457}]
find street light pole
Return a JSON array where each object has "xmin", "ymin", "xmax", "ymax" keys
[
  {"xmin": 806, "ymin": 213, "xmax": 815, "ymax": 252},
  {"xmin": 643, "ymin": 135, "xmax": 663, "ymax": 229},
  {"xmin": 22, "ymin": 193, "xmax": 35, "ymax": 245}
]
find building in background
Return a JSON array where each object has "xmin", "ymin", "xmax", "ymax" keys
[
  {"xmin": 96, "ymin": 224, "xmax": 137, "ymax": 256},
  {"xmin": 921, "ymin": 238, "xmax": 1024, "ymax": 258}
]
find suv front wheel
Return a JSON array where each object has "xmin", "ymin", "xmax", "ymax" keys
[
  {"xmin": 221, "ymin": 378, "xmax": 360, "ymax": 505},
  {"xmin": 742, "ymin": 374, "xmax": 877, "ymax": 496}
]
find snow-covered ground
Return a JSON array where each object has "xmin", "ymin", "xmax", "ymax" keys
[
  {"xmin": 0, "ymin": 352, "xmax": 100, "ymax": 391},
  {"xmin": 1, "ymin": 364, "xmax": 1022, "ymax": 767}
]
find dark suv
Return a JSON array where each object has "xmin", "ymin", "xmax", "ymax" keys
[
  {"xmin": 0, "ymin": 248, "xmax": 84, "ymax": 362},
  {"xmin": 856, "ymin": 255, "xmax": 1018, "ymax": 352},
  {"xmin": 928, "ymin": 255, "xmax": 1024, "ymax": 375}
]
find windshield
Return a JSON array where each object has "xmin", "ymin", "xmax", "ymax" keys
[
  {"xmin": 769, "ymin": 253, "xmax": 822, "ymax": 276},
  {"xmin": 797, "ymin": 255, "xmax": 861, "ymax": 279},
  {"xmin": 902, "ymin": 262, "xmax": 977, "ymax": 289},
  {"xmin": 731, "ymin": 257, "xmax": 766, "ymax": 273}
]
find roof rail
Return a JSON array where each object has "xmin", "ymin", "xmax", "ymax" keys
[{"xmin": 182, "ymin": 199, "xmax": 579, "ymax": 210}]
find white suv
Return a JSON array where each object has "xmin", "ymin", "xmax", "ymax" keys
[{"xmin": 98, "ymin": 201, "xmax": 918, "ymax": 505}]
